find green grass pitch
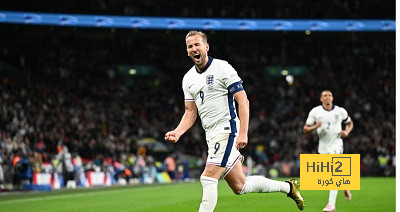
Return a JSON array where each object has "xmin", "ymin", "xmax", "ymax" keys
[{"xmin": 0, "ymin": 177, "xmax": 394, "ymax": 212}]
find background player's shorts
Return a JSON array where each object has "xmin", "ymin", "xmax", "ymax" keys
[
  {"xmin": 327, "ymin": 149, "xmax": 343, "ymax": 154},
  {"xmin": 205, "ymin": 133, "xmax": 243, "ymax": 178}
]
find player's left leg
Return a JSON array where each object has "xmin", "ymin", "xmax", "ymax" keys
[
  {"xmin": 344, "ymin": 190, "xmax": 352, "ymax": 201},
  {"xmin": 222, "ymin": 161, "xmax": 246, "ymax": 194},
  {"xmin": 225, "ymin": 161, "xmax": 289, "ymax": 194},
  {"xmin": 224, "ymin": 161, "xmax": 305, "ymax": 210}
]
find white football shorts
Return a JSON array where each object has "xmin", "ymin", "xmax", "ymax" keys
[
  {"xmin": 327, "ymin": 149, "xmax": 343, "ymax": 154},
  {"xmin": 206, "ymin": 133, "xmax": 243, "ymax": 178}
]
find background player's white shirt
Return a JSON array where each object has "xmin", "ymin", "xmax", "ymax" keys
[
  {"xmin": 306, "ymin": 105, "xmax": 351, "ymax": 154},
  {"xmin": 182, "ymin": 57, "xmax": 243, "ymax": 140}
]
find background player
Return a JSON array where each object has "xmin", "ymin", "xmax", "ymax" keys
[{"xmin": 303, "ymin": 90, "xmax": 354, "ymax": 212}]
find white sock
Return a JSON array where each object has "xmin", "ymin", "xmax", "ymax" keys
[
  {"xmin": 199, "ymin": 176, "xmax": 218, "ymax": 212},
  {"xmin": 240, "ymin": 176, "xmax": 290, "ymax": 194},
  {"xmin": 328, "ymin": 190, "xmax": 338, "ymax": 206}
]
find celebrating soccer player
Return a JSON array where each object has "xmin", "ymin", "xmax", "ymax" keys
[{"xmin": 165, "ymin": 30, "xmax": 305, "ymax": 211}]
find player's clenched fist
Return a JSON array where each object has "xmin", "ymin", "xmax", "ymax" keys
[
  {"xmin": 165, "ymin": 131, "xmax": 180, "ymax": 143},
  {"xmin": 235, "ymin": 134, "xmax": 248, "ymax": 149}
]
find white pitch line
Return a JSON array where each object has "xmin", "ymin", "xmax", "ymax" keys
[{"xmin": 0, "ymin": 189, "xmax": 126, "ymax": 204}]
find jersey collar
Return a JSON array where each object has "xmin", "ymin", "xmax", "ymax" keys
[
  {"xmin": 195, "ymin": 56, "xmax": 213, "ymax": 74},
  {"xmin": 322, "ymin": 105, "xmax": 335, "ymax": 111}
]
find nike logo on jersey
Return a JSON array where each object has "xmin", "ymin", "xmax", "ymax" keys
[{"xmin": 189, "ymin": 84, "xmax": 194, "ymax": 89}]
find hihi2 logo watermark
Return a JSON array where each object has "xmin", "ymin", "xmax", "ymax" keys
[{"xmin": 300, "ymin": 154, "xmax": 360, "ymax": 190}]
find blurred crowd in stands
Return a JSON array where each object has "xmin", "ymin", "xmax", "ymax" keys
[
  {"xmin": 0, "ymin": 0, "xmax": 395, "ymax": 19},
  {"xmin": 0, "ymin": 25, "xmax": 395, "ymax": 190}
]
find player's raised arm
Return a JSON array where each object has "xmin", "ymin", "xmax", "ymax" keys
[{"xmin": 165, "ymin": 101, "xmax": 197, "ymax": 143}]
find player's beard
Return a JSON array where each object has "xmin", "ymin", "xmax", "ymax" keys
[{"xmin": 192, "ymin": 53, "xmax": 207, "ymax": 68}]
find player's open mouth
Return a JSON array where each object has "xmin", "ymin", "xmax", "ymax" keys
[{"xmin": 194, "ymin": 53, "xmax": 201, "ymax": 59}]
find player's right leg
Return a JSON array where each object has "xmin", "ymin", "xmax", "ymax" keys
[
  {"xmin": 199, "ymin": 133, "xmax": 235, "ymax": 212},
  {"xmin": 323, "ymin": 149, "xmax": 342, "ymax": 211},
  {"xmin": 323, "ymin": 190, "xmax": 338, "ymax": 211},
  {"xmin": 198, "ymin": 164, "xmax": 226, "ymax": 212}
]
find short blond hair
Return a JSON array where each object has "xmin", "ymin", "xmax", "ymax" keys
[{"xmin": 185, "ymin": 30, "xmax": 208, "ymax": 44}]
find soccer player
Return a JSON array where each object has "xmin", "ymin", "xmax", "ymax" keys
[
  {"xmin": 165, "ymin": 30, "xmax": 305, "ymax": 211},
  {"xmin": 303, "ymin": 90, "xmax": 354, "ymax": 212}
]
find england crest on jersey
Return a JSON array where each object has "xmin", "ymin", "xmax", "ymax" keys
[{"xmin": 206, "ymin": 75, "xmax": 214, "ymax": 90}]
